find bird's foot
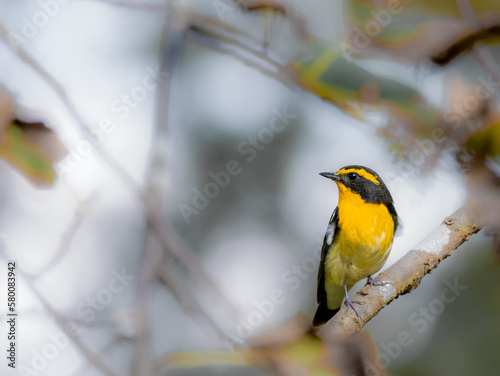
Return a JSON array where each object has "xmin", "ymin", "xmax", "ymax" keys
[
  {"xmin": 344, "ymin": 296, "xmax": 362, "ymax": 319},
  {"xmin": 367, "ymin": 275, "xmax": 393, "ymax": 288}
]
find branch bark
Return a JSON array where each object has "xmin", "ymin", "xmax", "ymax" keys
[{"xmin": 320, "ymin": 207, "xmax": 482, "ymax": 336}]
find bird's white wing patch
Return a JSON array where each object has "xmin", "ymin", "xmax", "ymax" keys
[
  {"xmin": 325, "ymin": 208, "xmax": 338, "ymax": 246},
  {"xmin": 395, "ymin": 217, "xmax": 404, "ymax": 237}
]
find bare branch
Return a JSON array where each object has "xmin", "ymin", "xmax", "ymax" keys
[
  {"xmin": 158, "ymin": 265, "xmax": 228, "ymax": 342},
  {"xmin": 0, "ymin": 19, "xmax": 238, "ymax": 322},
  {"xmin": 31, "ymin": 195, "xmax": 94, "ymax": 279},
  {"xmin": 89, "ymin": 0, "xmax": 291, "ymax": 84},
  {"xmin": 85, "ymin": 0, "xmax": 173, "ymax": 11},
  {"xmin": 456, "ymin": 0, "xmax": 500, "ymax": 83},
  {"xmin": 127, "ymin": 10, "xmax": 179, "ymax": 375},
  {"xmin": 71, "ymin": 336, "xmax": 122, "ymax": 376},
  {"xmin": 320, "ymin": 207, "xmax": 481, "ymax": 336},
  {"xmin": 0, "ymin": 253, "xmax": 119, "ymax": 376},
  {"xmin": 187, "ymin": 27, "xmax": 290, "ymax": 83},
  {"xmin": 129, "ymin": 225, "xmax": 163, "ymax": 376}
]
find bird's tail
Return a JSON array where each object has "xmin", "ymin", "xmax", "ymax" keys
[
  {"xmin": 312, "ymin": 303, "xmax": 339, "ymax": 328},
  {"xmin": 313, "ymin": 282, "xmax": 353, "ymax": 327}
]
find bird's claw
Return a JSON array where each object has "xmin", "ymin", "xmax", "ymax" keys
[
  {"xmin": 344, "ymin": 297, "xmax": 362, "ymax": 319},
  {"xmin": 367, "ymin": 275, "xmax": 393, "ymax": 288}
]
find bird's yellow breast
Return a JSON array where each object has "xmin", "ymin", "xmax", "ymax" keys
[{"xmin": 325, "ymin": 184, "xmax": 395, "ymax": 286}]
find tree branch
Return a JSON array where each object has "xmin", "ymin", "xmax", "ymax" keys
[
  {"xmin": 320, "ymin": 207, "xmax": 481, "ymax": 336},
  {"xmin": 0, "ymin": 253, "xmax": 119, "ymax": 376},
  {"xmin": 31, "ymin": 194, "xmax": 94, "ymax": 279},
  {"xmin": 456, "ymin": 0, "xmax": 500, "ymax": 84}
]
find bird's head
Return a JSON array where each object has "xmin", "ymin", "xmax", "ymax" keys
[{"xmin": 320, "ymin": 165, "xmax": 393, "ymax": 205}]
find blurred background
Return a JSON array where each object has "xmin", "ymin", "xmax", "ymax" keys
[{"xmin": 0, "ymin": 0, "xmax": 499, "ymax": 375}]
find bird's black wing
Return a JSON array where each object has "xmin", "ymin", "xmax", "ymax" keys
[
  {"xmin": 386, "ymin": 202, "xmax": 399, "ymax": 230},
  {"xmin": 313, "ymin": 207, "xmax": 340, "ymax": 327},
  {"xmin": 316, "ymin": 207, "xmax": 338, "ymax": 304}
]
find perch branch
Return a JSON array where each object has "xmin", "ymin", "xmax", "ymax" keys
[{"xmin": 320, "ymin": 207, "xmax": 481, "ymax": 336}]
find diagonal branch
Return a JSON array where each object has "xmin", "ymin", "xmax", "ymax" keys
[
  {"xmin": 320, "ymin": 207, "xmax": 482, "ymax": 336},
  {"xmin": 31, "ymin": 194, "xmax": 94, "ymax": 279},
  {"xmin": 89, "ymin": 0, "xmax": 292, "ymax": 83},
  {"xmin": 456, "ymin": 0, "xmax": 500, "ymax": 84},
  {"xmin": 0, "ymin": 252, "xmax": 119, "ymax": 376}
]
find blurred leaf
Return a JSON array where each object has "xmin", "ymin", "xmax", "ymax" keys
[
  {"xmin": 0, "ymin": 120, "xmax": 67, "ymax": 187},
  {"xmin": 167, "ymin": 351, "xmax": 248, "ymax": 368},
  {"xmin": 0, "ymin": 87, "xmax": 67, "ymax": 187},
  {"xmin": 290, "ymin": 41, "xmax": 424, "ymax": 116},
  {"xmin": 0, "ymin": 85, "xmax": 13, "ymax": 135},
  {"xmin": 164, "ymin": 316, "xmax": 388, "ymax": 376},
  {"xmin": 290, "ymin": 40, "xmax": 446, "ymax": 155},
  {"xmin": 345, "ymin": 0, "xmax": 422, "ymax": 45},
  {"xmin": 289, "ymin": 39, "xmax": 500, "ymax": 176},
  {"xmin": 466, "ymin": 122, "xmax": 500, "ymax": 158},
  {"xmin": 244, "ymin": 0, "xmax": 287, "ymax": 16},
  {"xmin": 241, "ymin": 0, "xmax": 310, "ymax": 42},
  {"xmin": 408, "ymin": 0, "xmax": 500, "ymax": 18},
  {"xmin": 344, "ymin": 0, "xmax": 500, "ymax": 64}
]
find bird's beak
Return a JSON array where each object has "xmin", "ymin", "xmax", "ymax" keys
[{"xmin": 320, "ymin": 172, "xmax": 341, "ymax": 181}]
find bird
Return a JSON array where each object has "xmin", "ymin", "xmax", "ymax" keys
[{"xmin": 313, "ymin": 165, "xmax": 399, "ymax": 327}]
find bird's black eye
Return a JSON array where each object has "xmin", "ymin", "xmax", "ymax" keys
[{"xmin": 348, "ymin": 172, "xmax": 358, "ymax": 181}]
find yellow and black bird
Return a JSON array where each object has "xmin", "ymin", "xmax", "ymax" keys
[{"xmin": 313, "ymin": 165, "xmax": 399, "ymax": 327}]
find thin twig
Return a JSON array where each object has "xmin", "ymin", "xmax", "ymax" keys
[
  {"xmin": 0, "ymin": 252, "xmax": 119, "ymax": 376},
  {"xmin": 71, "ymin": 336, "xmax": 123, "ymax": 376},
  {"xmin": 320, "ymin": 207, "xmax": 481, "ymax": 336},
  {"xmin": 158, "ymin": 265, "xmax": 229, "ymax": 342},
  {"xmin": 31, "ymin": 195, "xmax": 94, "ymax": 279},
  {"xmin": 128, "ymin": 8, "xmax": 181, "ymax": 374},
  {"xmin": 456, "ymin": 0, "xmax": 500, "ymax": 83},
  {"xmin": 129, "ymin": 226, "xmax": 162, "ymax": 376},
  {"xmin": 0, "ymin": 22, "xmax": 137, "ymax": 188},
  {"xmin": 187, "ymin": 30, "xmax": 291, "ymax": 86},
  {"xmin": 89, "ymin": 0, "xmax": 289, "ymax": 78},
  {"xmin": 0, "ymin": 19, "xmax": 237, "ymax": 322},
  {"xmin": 187, "ymin": 24, "xmax": 286, "ymax": 72},
  {"xmin": 85, "ymin": 0, "xmax": 173, "ymax": 11},
  {"xmin": 87, "ymin": 0, "xmax": 254, "ymax": 42},
  {"xmin": 90, "ymin": 0, "xmax": 309, "ymax": 43}
]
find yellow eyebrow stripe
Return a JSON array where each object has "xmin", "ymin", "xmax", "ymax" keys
[{"xmin": 337, "ymin": 168, "xmax": 380, "ymax": 185}]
